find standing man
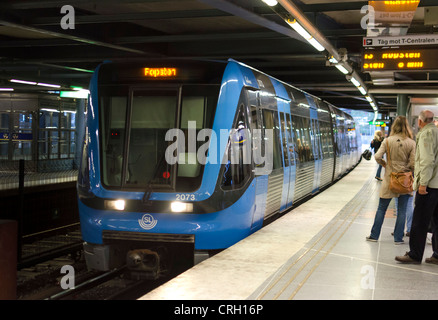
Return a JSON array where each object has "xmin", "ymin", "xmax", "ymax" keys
[{"xmin": 396, "ymin": 110, "xmax": 438, "ymax": 264}]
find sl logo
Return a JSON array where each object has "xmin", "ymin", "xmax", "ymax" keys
[{"xmin": 138, "ymin": 214, "xmax": 157, "ymax": 230}]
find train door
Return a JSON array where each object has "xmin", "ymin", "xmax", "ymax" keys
[
  {"xmin": 311, "ymin": 118, "xmax": 323, "ymax": 193},
  {"xmin": 247, "ymin": 90, "xmax": 268, "ymax": 231},
  {"xmin": 279, "ymin": 111, "xmax": 295, "ymax": 211},
  {"xmin": 261, "ymin": 106, "xmax": 283, "ymax": 220},
  {"xmin": 285, "ymin": 113, "xmax": 296, "ymax": 208},
  {"xmin": 306, "ymin": 95, "xmax": 322, "ymax": 194}
]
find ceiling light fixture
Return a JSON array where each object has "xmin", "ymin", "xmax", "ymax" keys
[
  {"xmin": 10, "ymin": 79, "xmax": 37, "ymax": 85},
  {"xmin": 286, "ymin": 19, "xmax": 325, "ymax": 52},
  {"xmin": 36, "ymin": 82, "xmax": 61, "ymax": 88},
  {"xmin": 335, "ymin": 64, "xmax": 349, "ymax": 75},
  {"xmin": 261, "ymin": 0, "xmax": 278, "ymax": 6}
]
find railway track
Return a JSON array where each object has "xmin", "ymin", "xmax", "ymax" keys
[{"xmin": 17, "ymin": 224, "xmax": 190, "ymax": 300}]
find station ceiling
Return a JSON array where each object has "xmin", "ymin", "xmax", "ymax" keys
[{"xmin": 1, "ymin": 0, "xmax": 438, "ymax": 115}]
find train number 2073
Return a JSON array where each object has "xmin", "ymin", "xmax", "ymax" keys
[{"xmin": 176, "ymin": 194, "xmax": 195, "ymax": 201}]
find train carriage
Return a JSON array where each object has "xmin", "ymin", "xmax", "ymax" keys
[{"xmin": 78, "ymin": 58, "xmax": 361, "ymax": 277}]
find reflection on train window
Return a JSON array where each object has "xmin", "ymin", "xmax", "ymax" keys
[
  {"xmin": 126, "ymin": 89, "xmax": 177, "ymax": 188},
  {"xmin": 292, "ymin": 116, "xmax": 313, "ymax": 163},
  {"xmin": 250, "ymin": 105, "xmax": 264, "ymax": 168},
  {"xmin": 285, "ymin": 113, "xmax": 295, "ymax": 166},
  {"xmin": 177, "ymin": 85, "xmax": 219, "ymax": 191},
  {"xmin": 279, "ymin": 112, "xmax": 290, "ymax": 167},
  {"xmin": 262, "ymin": 109, "xmax": 282, "ymax": 170},
  {"xmin": 310, "ymin": 119, "xmax": 322, "ymax": 161},
  {"xmin": 100, "ymin": 94, "xmax": 128, "ymax": 187},
  {"xmin": 319, "ymin": 121, "xmax": 333, "ymax": 159},
  {"xmin": 222, "ymin": 105, "xmax": 251, "ymax": 190},
  {"xmin": 100, "ymin": 85, "xmax": 220, "ymax": 191}
]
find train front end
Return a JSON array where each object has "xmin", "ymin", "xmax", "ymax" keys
[{"xmin": 77, "ymin": 60, "xmax": 256, "ymax": 278}]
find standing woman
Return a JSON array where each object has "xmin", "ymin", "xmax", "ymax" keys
[
  {"xmin": 366, "ymin": 116, "xmax": 416, "ymax": 244},
  {"xmin": 371, "ymin": 131, "xmax": 385, "ymax": 180}
]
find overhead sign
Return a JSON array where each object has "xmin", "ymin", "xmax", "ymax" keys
[
  {"xmin": 369, "ymin": 121, "xmax": 386, "ymax": 126},
  {"xmin": 143, "ymin": 67, "xmax": 177, "ymax": 78},
  {"xmin": 362, "ymin": 48, "xmax": 438, "ymax": 72},
  {"xmin": 363, "ymin": 34, "xmax": 438, "ymax": 47},
  {"xmin": 369, "ymin": 0, "xmax": 420, "ymax": 27}
]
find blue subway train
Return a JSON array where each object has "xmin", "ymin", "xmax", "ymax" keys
[{"xmin": 78, "ymin": 59, "xmax": 361, "ymax": 277}]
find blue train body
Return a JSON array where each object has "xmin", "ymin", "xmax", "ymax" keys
[{"xmin": 78, "ymin": 59, "xmax": 361, "ymax": 273}]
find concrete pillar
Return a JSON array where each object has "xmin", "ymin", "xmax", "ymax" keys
[
  {"xmin": 397, "ymin": 94, "xmax": 409, "ymax": 117},
  {"xmin": 0, "ymin": 220, "xmax": 17, "ymax": 300}
]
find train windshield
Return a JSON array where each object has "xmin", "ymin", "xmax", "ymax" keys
[{"xmin": 100, "ymin": 84, "xmax": 219, "ymax": 191}]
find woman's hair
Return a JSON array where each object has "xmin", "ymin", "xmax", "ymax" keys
[
  {"xmin": 390, "ymin": 115, "xmax": 413, "ymax": 139},
  {"xmin": 374, "ymin": 130, "xmax": 384, "ymax": 140}
]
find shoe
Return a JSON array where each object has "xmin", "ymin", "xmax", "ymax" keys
[
  {"xmin": 395, "ymin": 252, "xmax": 421, "ymax": 264},
  {"xmin": 375, "ymin": 177, "xmax": 383, "ymax": 181},
  {"xmin": 394, "ymin": 240, "xmax": 405, "ymax": 245},
  {"xmin": 366, "ymin": 236, "xmax": 378, "ymax": 242},
  {"xmin": 406, "ymin": 232, "xmax": 410, "ymax": 237},
  {"xmin": 425, "ymin": 256, "xmax": 438, "ymax": 265}
]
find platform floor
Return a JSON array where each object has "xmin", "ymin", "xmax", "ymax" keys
[{"xmin": 141, "ymin": 159, "xmax": 438, "ymax": 300}]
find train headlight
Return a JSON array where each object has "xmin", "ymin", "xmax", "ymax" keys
[
  {"xmin": 105, "ymin": 199, "xmax": 125, "ymax": 211},
  {"xmin": 171, "ymin": 202, "xmax": 193, "ymax": 213}
]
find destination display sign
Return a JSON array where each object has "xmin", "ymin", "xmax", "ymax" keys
[
  {"xmin": 363, "ymin": 34, "xmax": 438, "ymax": 47},
  {"xmin": 362, "ymin": 48, "xmax": 438, "ymax": 72}
]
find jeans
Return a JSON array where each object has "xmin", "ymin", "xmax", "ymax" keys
[
  {"xmin": 408, "ymin": 188, "xmax": 438, "ymax": 261},
  {"xmin": 395, "ymin": 193, "xmax": 414, "ymax": 232},
  {"xmin": 370, "ymin": 194, "xmax": 410, "ymax": 242},
  {"xmin": 376, "ymin": 165, "xmax": 382, "ymax": 178}
]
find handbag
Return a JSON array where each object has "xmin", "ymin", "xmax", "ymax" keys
[
  {"xmin": 386, "ymin": 140, "xmax": 413, "ymax": 194},
  {"xmin": 362, "ymin": 148, "xmax": 372, "ymax": 161}
]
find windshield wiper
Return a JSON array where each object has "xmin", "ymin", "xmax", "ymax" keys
[{"xmin": 142, "ymin": 152, "xmax": 168, "ymax": 205}]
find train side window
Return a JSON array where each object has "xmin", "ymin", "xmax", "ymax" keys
[
  {"xmin": 221, "ymin": 105, "xmax": 251, "ymax": 190},
  {"xmin": 250, "ymin": 105, "xmax": 266, "ymax": 170},
  {"xmin": 286, "ymin": 114, "xmax": 295, "ymax": 166},
  {"xmin": 100, "ymin": 94, "xmax": 128, "ymax": 187},
  {"xmin": 320, "ymin": 121, "xmax": 332, "ymax": 159},
  {"xmin": 292, "ymin": 115, "xmax": 313, "ymax": 163},
  {"xmin": 311, "ymin": 119, "xmax": 322, "ymax": 160},
  {"xmin": 279, "ymin": 112, "xmax": 289, "ymax": 167},
  {"xmin": 262, "ymin": 109, "xmax": 282, "ymax": 170}
]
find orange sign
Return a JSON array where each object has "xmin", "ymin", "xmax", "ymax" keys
[{"xmin": 144, "ymin": 67, "xmax": 177, "ymax": 78}]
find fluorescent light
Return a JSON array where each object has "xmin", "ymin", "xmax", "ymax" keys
[
  {"xmin": 350, "ymin": 77, "xmax": 361, "ymax": 87},
  {"xmin": 0, "ymin": 88, "xmax": 14, "ymax": 91},
  {"xmin": 358, "ymin": 86, "xmax": 367, "ymax": 95},
  {"xmin": 328, "ymin": 56, "xmax": 338, "ymax": 64},
  {"xmin": 36, "ymin": 82, "xmax": 61, "ymax": 88},
  {"xmin": 10, "ymin": 79, "xmax": 37, "ymax": 85},
  {"xmin": 10, "ymin": 78, "xmax": 61, "ymax": 88},
  {"xmin": 40, "ymin": 108, "xmax": 60, "ymax": 113},
  {"xmin": 307, "ymin": 37, "xmax": 325, "ymax": 52},
  {"xmin": 335, "ymin": 64, "xmax": 349, "ymax": 75},
  {"xmin": 286, "ymin": 19, "xmax": 326, "ymax": 52},
  {"xmin": 171, "ymin": 201, "xmax": 193, "ymax": 213},
  {"xmin": 261, "ymin": 0, "xmax": 278, "ymax": 6},
  {"xmin": 365, "ymin": 96, "xmax": 373, "ymax": 102},
  {"xmin": 60, "ymin": 90, "xmax": 89, "ymax": 98},
  {"xmin": 287, "ymin": 19, "xmax": 311, "ymax": 39}
]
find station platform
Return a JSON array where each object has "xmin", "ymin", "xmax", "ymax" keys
[{"xmin": 140, "ymin": 159, "xmax": 438, "ymax": 300}]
